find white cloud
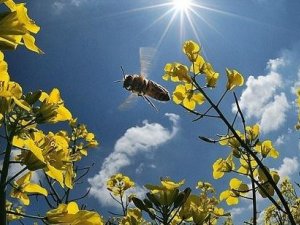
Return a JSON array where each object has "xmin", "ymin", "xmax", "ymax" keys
[
  {"xmin": 235, "ymin": 56, "xmax": 291, "ymax": 133},
  {"xmin": 259, "ymin": 93, "xmax": 290, "ymax": 133},
  {"xmin": 88, "ymin": 113, "xmax": 179, "ymax": 207},
  {"xmin": 277, "ymin": 157, "xmax": 299, "ymax": 179},
  {"xmin": 275, "ymin": 135, "xmax": 285, "ymax": 146},
  {"xmin": 52, "ymin": 0, "xmax": 88, "ymax": 13},
  {"xmin": 231, "ymin": 207, "xmax": 246, "ymax": 218},
  {"xmin": 257, "ymin": 211, "xmax": 265, "ymax": 225}
]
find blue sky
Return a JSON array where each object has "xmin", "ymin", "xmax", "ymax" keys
[{"xmin": 4, "ymin": 0, "xmax": 300, "ymax": 223}]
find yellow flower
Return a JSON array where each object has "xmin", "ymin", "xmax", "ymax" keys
[
  {"xmin": 162, "ymin": 62, "xmax": 191, "ymax": 83},
  {"xmin": 257, "ymin": 168, "xmax": 280, "ymax": 198},
  {"xmin": 106, "ymin": 173, "xmax": 134, "ymax": 196},
  {"xmin": 189, "ymin": 55, "xmax": 219, "ymax": 88},
  {"xmin": 246, "ymin": 124, "xmax": 260, "ymax": 142},
  {"xmin": 172, "ymin": 83, "xmax": 205, "ymax": 110},
  {"xmin": 182, "ymin": 40, "xmax": 200, "ymax": 62},
  {"xmin": 37, "ymin": 88, "xmax": 72, "ymax": 123},
  {"xmin": 212, "ymin": 154, "xmax": 235, "ymax": 179},
  {"xmin": 11, "ymin": 172, "xmax": 47, "ymax": 205},
  {"xmin": 6, "ymin": 201, "xmax": 23, "ymax": 221},
  {"xmin": 219, "ymin": 130, "xmax": 243, "ymax": 149},
  {"xmin": 46, "ymin": 202, "xmax": 104, "ymax": 225},
  {"xmin": 0, "ymin": 0, "xmax": 43, "ymax": 53},
  {"xmin": 202, "ymin": 63, "xmax": 219, "ymax": 88},
  {"xmin": 254, "ymin": 140, "xmax": 279, "ymax": 158},
  {"xmin": 237, "ymin": 156, "xmax": 258, "ymax": 176},
  {"xmin": 120, "ymin": 208, "xmax": 147, "ymax": 225},
  {"xmin": 196, "ymin": 181, "xmax": 215, "ymax": 193},
  {"xmin": 226, "ymin": 68, "xmax": 244, "ymax": 90},
  {"xmin": 14, "ymin": 130, "xmax": 73, "ymax": 188},
  {"xmin": 144, "ymin": 177, "xmax": 185, "ymax": 206},
  {"xmin": 161, "ymin": 177, "xmax": 185, "ymax": 190},
  {"xmin": 190, "ymin": 54, "xmax": 205, "ymax": 75},
  {"xmin": 220, "ymin": 178, "xmax": 249, "ymax": 205},
  {"xmin": 180, "ymin": 191, "xmax": 227, "ymax": 224},
  {"xmin": 0, "ymin": 51, "xmax": 31, "ymax": 112}
]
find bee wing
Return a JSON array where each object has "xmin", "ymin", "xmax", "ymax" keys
[
  {"xmin": 140, "ymin": 47, "xmax": 157, "ymax": 78},
  {"xmin": 118, "ymin": 93, "xmax": 139, "ymax": 110}
]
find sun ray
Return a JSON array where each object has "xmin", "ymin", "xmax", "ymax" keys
[
  {"xmin": 155, "ymin": 10, "xmax": 178, "ymax": 49},
  {"xmin": 184, "ymin": 8, "xmax": 201, "ymax": 45},
  {"xmin": 190, "ymin": 2, "xmax": 274, "ymax": 28},
  {"xmin": 114, "ymin": 3, "xmax": 172, "ymax": 15},
  {"xmin": 137, "ymin": 8, "xmax": 176, "ymax": 37},
  {"xmin": 179, "ymin": 10, "xmax": 185, "ymax": 44},
  {"xmin": 189, "ymin": 8, "xmax": 223, "ymax": 37}
]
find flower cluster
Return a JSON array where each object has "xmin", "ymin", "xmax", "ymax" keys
[
  {"xmin": 0, "ymin": 0, "xmax": 43, "ymax": 53},
  {"xmin": 162, "ymin": 40, "xmax": 244, "ymax": 110},
  {"xmin": 46, "ymin": 202, "xmax": 103, "ymax": 225},
  {"xmin": 107, "ymin": 173, "xmax": 135, "ymax": 196},
  {"xmin": 131, "ymin": 176, "xmax": 228, "ymax": 225},
  {"xmin": 214, "ymin": 124, "xmax": 282, "ymax": 205},
  {"xmin": 0, "ymin": 5, "xmax": 101, "ymax": 223}
]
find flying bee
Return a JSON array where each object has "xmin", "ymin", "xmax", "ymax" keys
[
  {"xmin": 120, "ymin": 69, "xmax": 170, "ymax": 110},
  {"xmin": 116, "ymin": 47, "xmax": 170, "ymax": 111}
]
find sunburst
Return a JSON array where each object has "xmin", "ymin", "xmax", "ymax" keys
[{"xmin": 112, "ymin": 0, "xmax": 256, "ymax": 51}]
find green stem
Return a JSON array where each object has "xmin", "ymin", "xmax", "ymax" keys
[
  {"xmin": 247, "ymin": 154, "xmax": 257, "ymax": 224},
  {"xmin": 6, "ymin": 210, "xmax": 45, "ymax": 220},
  {"xmin": 0, "ymin": 120, "xmax": 15, "ymax": 225},
  {"xmin": 5, "ymin": 167, "xmax": 27, "ymax": 186},
  {"xmin": 191, "ymin": 77, "xmax": 296, "ymax": 225}
]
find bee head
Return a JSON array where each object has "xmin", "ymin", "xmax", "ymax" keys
[{"xmin": 123, "ymin": 75, "xmax": 133, "ymax": 90}]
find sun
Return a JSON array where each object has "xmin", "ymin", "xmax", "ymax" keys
[{"xmin": 172, "ymin": 0, "xmax": 193, "ymax": 11}]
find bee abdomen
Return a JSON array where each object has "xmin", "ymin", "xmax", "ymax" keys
[{"xmin": 146, "ymin": 80, "xmax": 170, "ymax": 101}]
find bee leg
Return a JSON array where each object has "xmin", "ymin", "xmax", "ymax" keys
[{"xmin": 143, "ymin": 96, "xmax": 158, "ymax": 111}]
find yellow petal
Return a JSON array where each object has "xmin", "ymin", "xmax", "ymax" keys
[
  {"xmin": 55, "ymin": 105, "xmax": 72, "ymax": 121},
  {"xmin": 192, "ymin": 93, "xmax": 205, "ymax": 105},
  {"xmin": 12, "ymin": 135, "xmax": 25, "ymax": 148},
  {"xmin": 48, "ymin": 88, "xmax": 61, "ymax": 104},
  {"xmin": 39, "ymin": 91, "xmax": 49, "ymax": 102},
  {"xmin": 172, "ymin": 92, "xmax": 184, "ymax": 104},
  {"xmin": 22, "ymin": 33, "xmax": 43, "ymax": 54},
  {"xmin": 0, "ymin": 35, "xmax": 22, "ymax": 50},
  {"xmin": 190, "ymin": 55, "xmax": 205, "ymax": 74},
  {"xmin": 76, "ymin": 211, "xmax": 104, "ymax": 225},
  {"xmin": 227, "ymin": 195, "xmax": 238, "ymax": 205},
  {"xmin": 66, "ymin": 202, "xmax": 79, "ymax": 214},
  {"xmin": 45, "ymin": 164, "xmax": 64, "ymax": 187},
  {"xmin": 220, "ymin": 190, "xmax": 230, "ymax": 201},
  {"xmin": 183, "ymin": 98, "xmax": 196, "ymax": 110},
  {"xmin": 26, "ymin": 139, "xmax": 45, "ymax": 164},
  {"xmin": 23, "ymin": 183, "xmax": 48, "ymax": 196},
  {"xmin": 162, "ymin": 73, "xmax": 170, "ymax": 81},
  {"xmin": 15, "ymin": 172, "xmax": 31, "ymax": 186},
  {"xmin": 0, "ymin": 11, "xmax": 26, "ymax": 35},
  {"xmin": 19, "ymin": 193, "xmax": 30, "ymax": 205},
  {"xmin": 65, "ymin": 164, "xmax": 74, "ymax": 189},
  {"xmin": 13, "ymin": 97, "xmax": 31, "ymax": 111},
  {"xmin": 229, "ymin": 178, "xmax": 242, "ymax": 189}
]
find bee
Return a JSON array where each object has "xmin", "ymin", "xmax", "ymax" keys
[{"xmin": 120, "ymin": 67, "xmax": 170, "ymax": 111}]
